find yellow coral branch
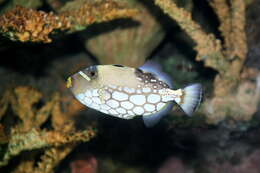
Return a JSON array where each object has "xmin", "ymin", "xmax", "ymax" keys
[
  {"xmin": 0, "ymin": 0, "xmax": 138, "ymax": 43},
  {"xmin": 0, "ymin": 128, "xmax": 96, "ymax": 166},
  {"xmin": 210, "ymin": 0, "xmax": 247, "ymax": 61},
  {"xmin": 34, "ymin": 146, "xmax": 76, "ymax": 173},
  {"xmin": 154, "ymin": 0, "xmax": 228, "ymax": 74}
]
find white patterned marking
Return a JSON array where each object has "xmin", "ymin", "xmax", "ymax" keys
[
  {"xmin": 112, "ymin": 91, "xmax": 128, "ymax": 101},
  {"xmin": 127, "ymin": 111, "xmax": 135, "ymax": 116},
  {"xmin": 103, "ymin": 91, "xmax": 111, "ymax": 100},
  {"xmin": 116, "ymin": 107, "xmax": 127, "ymax": 114},
  {"xmin": 76, "ymin": 93, "xmax": 85, "ymax": 100},
  {"xmin": 133, "ymin": 107, "xmax": 144, "ymax": 115},
  {"xmin": 147, "ymin": 94, "xmax": 161, "ymax": 103},
  {"xmin": 91, "ymin": 103, "xmax": 100, "ymax": 110},
  {"xmin": 100, "ymin": 104, "xmax": 110, "ymax": 110},
  {"xmin": 107, "ymin": 99, "xmax": 119, "ymax": 108},
  {"xmin": 156, "ymin": 102, "xmax": 166, "ymax": 111},
  {"xmin": 130, "ymin": 95, "xmax": 146, "ymax": 105},
  {"xmin": 142, "ymin": 88, "xmax": 151, "ymax": 93},
  {"xmin": 144, "ymin": 104, "xmax": 155, "ymax": 112},
  {"xmin": 92, "ymin": 89, "xmax": 99, "ymax": 96},
  {"xmin": 121, "ymin": 101, "xmax": 134, "ymax": 110},
  {"xmin": 85, "ymin": 90, "xmax": 92, "ymax": 97},
  {"xmin": 100, "ymin": 109, "xmax": 108, "ymax": 114},
  {"xmin": 83, "ymin": 97, "xmax": 92, "ymax": 105},
  {"xmin": 92, "ymin": 97, "xmax": 102, "ymax": 104},
  {"xmin": 109, "ymin": 109, "xmax": 119, "ymax": 115},
  {"xmin": 78, "ymin": 71, "xmax": 91, "ymax": 81},
  {"xmin": 123, "ymin": 87, "xmax": 135, "ymax": 93}
]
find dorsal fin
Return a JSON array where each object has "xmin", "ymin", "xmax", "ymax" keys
[
  {"xmin": 143, "ymin": 102, "xmax": 174, "ymax": 127},
  {"xmin": 139, "ymin": 61, "xmax": 173, "ymax": 88}
]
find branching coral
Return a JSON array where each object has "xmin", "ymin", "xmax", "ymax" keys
[
  {"xmin": 154, "ymin": 0, "xmax": 258, "ymax": 123},
  {"xmin": 0, "ymin": 0, "xmax": 138, "ymax": 43},
  {"xmin": 0, "ymin": 6, "xmax": 71, "ymax": 43},
  {"xmin": 0, "ymin": 86, "xmax": 96, "ymax": 171}
]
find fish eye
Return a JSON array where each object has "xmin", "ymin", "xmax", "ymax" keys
[
  {"xmin": 89, "ymin": 71, "xmax": 95, "ymax": 77},
  {"xmin": 113, "ymin": 64, "xmax": 125, "ymax": 67},
  {"xmin": 83, "ymin": 66, "xmax": 97, "ymax": 79}
]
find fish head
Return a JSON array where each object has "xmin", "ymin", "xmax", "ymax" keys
[{"xmin": 67, "ymin": 65, "xmax": 99, "ymax": 95}]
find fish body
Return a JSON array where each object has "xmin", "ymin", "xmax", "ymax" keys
[{"xmin": 67, "ymin": 62, "xmax": 202, "ymax": 127}]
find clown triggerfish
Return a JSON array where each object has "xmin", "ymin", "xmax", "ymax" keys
[{"xmin": 67, "ymin": 61, "xmax": 203, "ymax": 127}]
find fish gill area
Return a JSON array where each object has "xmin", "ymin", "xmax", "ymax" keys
[{"xmin": 0, "ymin": 0, "xmax": 259, "ymax": 173}]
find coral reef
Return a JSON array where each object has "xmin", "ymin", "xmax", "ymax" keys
[
  {"xmin": 0, "ymin": 86, "xmax": 96, "ymax": 171},
  {"xmin": 0, "ymin": 0, "xmax": 138, "ymax": 43},
  {"xmin": 154, "ymin": 0, "xmax": 259, "ymax": 124}
]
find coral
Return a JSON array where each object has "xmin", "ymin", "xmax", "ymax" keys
[
  {"xmin": 0, "ymin": 86, "xmax": 96, "ymax": 171},
  {"xmin": 154, "ymin": 0, "xmax": 255, "ymax": 123},
  {"xmin": 60, "ymin": 0, "xmax": 138, "ymax": 31},
  {"xmin": 0, "ymin": 0, "xmax": 138, "ymax": 43},
  {"xmin": 0, "ymin": 6, "xmax": 71, "ymax": 43}
]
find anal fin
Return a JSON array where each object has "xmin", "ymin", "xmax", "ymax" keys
[{"xmin": 143, "ymin": 102, "xmax": 174, "ymax": 127}]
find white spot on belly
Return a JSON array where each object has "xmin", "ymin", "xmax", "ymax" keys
[
  {"xmin": 83, "ymin": 97, "xmax": 92, "ymax": 105},
  {"xmin": 133, "ymin": 107, "xmax": 144, "ymax": 115},
  {"xmin": 92, "ymin": 89, "xmax": 99, "ymax": 96},
  {"xmin": 112, "ymin": 91, "xmax": 128, "ymax": 101},
  {"xmin": 91, "ymin": 103, "xmax": 100, "ymax": 110},
  {"xmin": 156, "ymin": 102, "xmax": 166, "ymax": 111},
  {"xmin": 147, "ymin": 94, "xmax": 161, "ymax": 103},
  {"xmin": 127, "ymin": 111, "xmax": 135, "ymax": 116},
  {"xmin": 123, "ymin": 87, "xmax": 135, "ymax": 93},
  {"xmin": 100, "ymin": 109, "xmax": 108, "ymax": 114},
  {"xmin": 142, "ymin": 88, "xmax": 151, "ymax": 93},
  {"xmin": 109, "ymin": 109, "xmax": 119, "ymax": 115},
  {"xmin": 103, "ymin": 91, "xmax": 111, "ymax": 100},
  {"xmin": 116, "ymin": 107, "xmax": 126, "ymax": 114},
  {"xmin": 107, "ymin": 99, "xmax": 119, "ymax": 108},
  {"xmin": 85, "ymin": 90, "xmax": 92, "ymax": 97},
  {"xmin": 100, "ymin": 104, "xmax": 110, "ymax": 110},
  {"xmin": 92, "ymin": 97, "xmax": 101, "ymax": 104},
  {"xmin": 144, "ymin": 104, "xmax": 155, "ymax": 112},
  {"xmin": 130, "ymin": 95, "xmax": 146, "ymax": 105},
  {"xmin": 121, "ymin": 101, "xmax": 134, "ymax": 109},
  {"xmin": 76, "ymin": 93, "xmax": 85, "ymax": 100}
]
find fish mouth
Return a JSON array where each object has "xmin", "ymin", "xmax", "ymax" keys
[{"xmin": 66, "ymin": 77, "xmax": 73, "ymax": 88}]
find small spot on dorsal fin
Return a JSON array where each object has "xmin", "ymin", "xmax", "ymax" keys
[{"xmin": 139, "ymin": 61, "xmax": 173, "ymax": 87}]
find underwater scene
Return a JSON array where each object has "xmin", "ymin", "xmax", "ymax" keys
[{"xmin": 0, "ymin": 0, "xmax": 259, "ymax": 172}]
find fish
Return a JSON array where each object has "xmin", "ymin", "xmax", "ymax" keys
[{"xmin": 66, "ymin": 61, "xmax": 203, "ymax": 127}]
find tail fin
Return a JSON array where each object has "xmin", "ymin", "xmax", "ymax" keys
[{"xmin": 176, "ymin": 83, "xmax": 202, "ymax": 116}]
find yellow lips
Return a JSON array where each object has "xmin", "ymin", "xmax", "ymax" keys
[{"xmin": 66, "ymin": 77, "xmax": 72, "ymax": 88}]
